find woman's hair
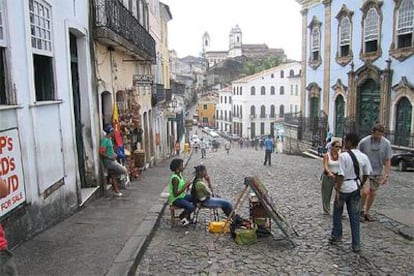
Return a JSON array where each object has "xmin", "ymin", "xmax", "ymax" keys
[
  {"xmin": 331, "ymin": 140, "xmax": 340, "ymax": 148},
  {"xmin": 191, "ymin": 165, "xmax": 206, "ymax": 200},
  {"xmin": 169, "ymin": 158, "xmax": 183, "ymax": 172}
]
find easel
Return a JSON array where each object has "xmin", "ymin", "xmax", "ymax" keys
[{"xmin": 215, "ymin": 176, "xmax": 298, "ymax": 246}]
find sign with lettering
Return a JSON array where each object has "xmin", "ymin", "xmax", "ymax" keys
[
  {"xmin": 133, "ymin": 74, "xmax": 154, "ymax": 86},
  {"xmin": 0, "ymin": 128, "xmax": 26, "ymax": 217}
]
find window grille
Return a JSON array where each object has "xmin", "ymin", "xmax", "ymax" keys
[
  {"xmin": 397, "ymin": 0, "xmax": 414, "ymax": 35},
  {"xmin": 29, "ymin": 0, "xmax": 52, "ymax": 54},
  {"xmin": 364, "ymin": 8, "xmax": 379, "ymax": 42}
]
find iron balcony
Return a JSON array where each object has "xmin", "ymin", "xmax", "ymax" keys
[{"xmin": 93, "ymin": 0, "xmax": 156, "ymax": 61}]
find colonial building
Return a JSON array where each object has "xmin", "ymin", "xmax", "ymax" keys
[
  {"xmin": 198, "ymin": 94, "xmax": 218, "ymax": 128},
  {"xmin": 216, "ymin": 86, "xmax": 233, "ymax": 133},
  {"xmin": 231, "ymin": 62, "xmax": 301, "ymax": 139},
  {"xmin": 296, "ymin": 0, "xmax": 414, "ymax": 147},
  {"xmin": 93, "ymin": 0, "xmax": 157, "ymax": 170},
  {"xmin": 148, "ymin": 0, "xmax": 175, "ymax": 161},
  {"xmin": 202, "ymin": 25, "xmax": 287, "ymax": 69},
  {"xmin": 0, "ymin": 0, "xmax": 99, "ymax": 245}
]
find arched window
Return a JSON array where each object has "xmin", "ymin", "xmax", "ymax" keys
[
  {"xmin": 224, "ymin": 96, "xmax": 227, "ymax": 104},
  {"xmin": 233, "ymin": 86, "xmax": 236, "ymax": 95},
  {"xmin": 311, "ymin": 27, "xmax": 320, "ymax": 60},
  {"xmin": 236, "ymin": 105, "xmax": 239, "ymax": 117},
  {"xmin": 396, "ymin": 0, "xmax": 414, "ymax": 48},
  {"xmin": 220, "ymin": 96, "xmax": 223, "ymax": 103},
  {"xmin": 280, "ymin": 86, "xmax": 285, "ymax": 95},
  {"xmin": 279, "ymin": 105, "xmax": 285, "ymax": 117},
  {"xmin": 364, "ymin": 8, "xmax": 379, "ymax": 53},
  {"xmin": 220, "ymin": 110, "xmax": 223, "ymax": 120},
  {"xmin": 236, "ymin": 86, "xmax": 239, "ymax": 95},
  {"xmin": 339, "ymin": 17, "xmax": 351, "ymax": 57},
  {"xmin": 250, "ymin": 86, "xmax": 256, "ymax": 95},
  {"xmin": 229, "ymin": 96, "xmax": 232, "ymax": 104},
  {"xmin": 250, "ymin": 105, "xmax": 255, "ymax": 116},
  {"xmin": 289, "ymin": 69, "xmax": 294, "ymax": 77},
  {"xmin": 270, "ymin": 86, "xmax": 275, "ymax": 95},
  {"xmin": 295, "ymin": 85, "xmax": 299, "ymax": 96},
  {"xmin": 280, "ymin": 70, "xmax": 284, "ymax": 78},
  {"xmin": 260, "ymin": 105, "xmax": 266, "ymax": 118},
  {"xmin": 225, "ymin": 110, "xmax": 227, "ymax": 121},
  {"xmin": 261, "ymin": 86, "xmax": 266, "ymax": 95},
  {"xmin": 240, "ymin": 87, "xmax": 243, "ymax": 95},
  {"xmin": 271, "ymin": 73, "xmax": 274, "ymax": 78},
  {"xmin": 240, "ymin": 106, "xmax": 243, "ymax": 118},
  {"xmin": 233, "ymin": 105, "xmax": 236, "ymax": 116},
  {"xmin": 270, "ymin": 105, "xmax": 275, "ymax": 118}
]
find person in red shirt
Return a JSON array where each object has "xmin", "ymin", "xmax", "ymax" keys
[{"xmin": 0, "ymin": 175, "xmax": 18, "ymax": 275}]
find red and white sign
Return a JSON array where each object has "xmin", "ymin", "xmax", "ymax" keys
[{"xmin": 0, "ymin": 128, "xmax": 26, "ymax": 217}]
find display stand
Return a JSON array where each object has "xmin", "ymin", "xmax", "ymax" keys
[
  {"xmin": 215, "ymin": 176, "xmax": 298, "ymax": 246},
  {"xmin": 249, "ymin": 194, "xmax": 271, "ymax": 232}
]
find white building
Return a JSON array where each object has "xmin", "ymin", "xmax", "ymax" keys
[
  {"xmin": 0, "ymin": 0, "xmax": 99, "ymax": 244},
  {"xmin": 232, "ymin": 62, "xmax": 301, "ymax": 139},
  {"xmin": 216, "ymin": 86, "xmax": 233, "ymax": 133}
]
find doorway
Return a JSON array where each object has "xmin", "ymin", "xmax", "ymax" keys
[
  {"xmin": 357, "ymin": 79, "xmax": 380, "ymax": 136},
  {"xmin": 395, "ymin": 97, "xmax": 412, "ymax": 146}
]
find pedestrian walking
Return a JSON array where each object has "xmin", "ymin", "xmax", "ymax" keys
[
  {"xmin": 263, "ymin": 135, "xmax": 274, "ymax": 166},
  {"xmin": 358, "ymin": 124, "xmax": 392, "ymax": 222},
  {"xmin": 200, "ymin": 138, "xmax": 207, "ymax": 159},
  {"xmin": 175, "ymin": 140, "xmax": 181, "ymax": 156},
  {"xmin": 224, "ymin": 141, "xmax": 231, "ymax": 154},
  {"xmin": 168, "ymin": 158, "xmax": 194, "ymax": 226},
  {"xmin": 321, "ymin": 140, "xmax": 341, "ymax": 215},
  {"xmin": 330, "ymin": 133, "xmax": 372, "ymax": 253}
]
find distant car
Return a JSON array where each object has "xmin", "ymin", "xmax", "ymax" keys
[
  {"xmin": 230, "ymin": 134, "xmax": 240, "ymax": 141},
  {"xmin": 209, "ymin": 131, "xmax": 220, "ymax": 139},
  {"xmin": 391, "ymin": 151, "xmax": 414, "ymax": 171}
]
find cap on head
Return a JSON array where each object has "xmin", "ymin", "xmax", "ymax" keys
[{"xmin": 104, "ymin": 124, "xmax": 114, "ymax": 134}]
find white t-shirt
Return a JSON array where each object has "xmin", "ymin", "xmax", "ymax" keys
[{"xmin": 338, "ymin": 149, "xmax": 373, "ymax": 193}]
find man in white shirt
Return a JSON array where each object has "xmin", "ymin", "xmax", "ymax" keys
[
  {"xmin": 330, "ymin": 133, "xmax": 372, "ymax": 253},
  {"xmin": 199, "ymin": 138, "xmax": 207, "ymax": 159}
]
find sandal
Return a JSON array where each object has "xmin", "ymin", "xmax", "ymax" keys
[{"xmin": 365, "ymin": 214, "xmax": 376, "ymax": 222}]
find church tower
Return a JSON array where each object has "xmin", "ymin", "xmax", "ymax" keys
[
  {"xmin": 228, "ymin": 25, "xmax": 242, "ymax": 58},
  {"xmin": 202, "ymin": 32, "xmax": 210, "ymax": 54}
]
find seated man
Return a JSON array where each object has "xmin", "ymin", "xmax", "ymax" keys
[
  {"xmin": 99, "ymin": 125, "xmax": 127, "ymax": 196},
  {"xmin": 191, "ymin": 165, "xmax": 233, "ymax": 217}
]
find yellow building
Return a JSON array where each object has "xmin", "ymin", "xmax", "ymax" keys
[{"xmin": 198, "ymin": 95, "xmax": 218, "ymax": 127}]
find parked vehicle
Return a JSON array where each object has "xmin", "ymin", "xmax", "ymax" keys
[
  {"xmin": 209, "ymin": 131, "xmax": 220, "ymax": 139},
  {"xmin": 391, "ymin": 151, "xmax": 414, "ymax": 171}
]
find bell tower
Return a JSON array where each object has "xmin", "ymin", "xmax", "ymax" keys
[{"xmin": 228, "ymin": 25, "xmax": 242, "ymax": 58}]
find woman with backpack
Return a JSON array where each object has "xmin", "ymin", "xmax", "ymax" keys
[{"xmin": 191, "ymin": 165, "xmax": 233, "ymax": 217}]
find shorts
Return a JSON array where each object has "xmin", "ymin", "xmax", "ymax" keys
[
  {"xmin": 105, "ymin": 160, "xmax": 127, "ymax": 176},
  {"xmin": 367, "ymin": 176, "xmax": 382, "ymax": 191}
]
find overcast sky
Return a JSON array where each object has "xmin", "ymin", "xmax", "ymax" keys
[{"xmin": 161, "ymin": 0, "xmax": 302, "ymax": 60}]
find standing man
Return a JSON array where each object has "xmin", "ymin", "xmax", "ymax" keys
[
  {"xmin": 200, "ymin": 138, "xmax": 207, "ymax": 159},
  {"xmin": 358, "ymin": 124, "xmax": 392, "ymax": 222},
  {"xmin": 174, "ymin": 140, "xmax": 181, "ymax": 156},
  {"xmin": 263, "ymin": 135, "xmax": 274, "ymax": 166},
  {"xmin": 330, "ymin": 133, "xmax": 372, "ymax": 253}
]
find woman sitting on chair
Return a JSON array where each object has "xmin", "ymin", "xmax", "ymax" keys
[
  {"xmin": 169, "ymin": 158, "xmax": 194, "ymax": 226},
  {"xmin": 191, "ymin": 165, "xmax": 233, "ymax": 217}
]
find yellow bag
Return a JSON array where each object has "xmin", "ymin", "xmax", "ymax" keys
[{"xmin": 208, "ymin": 221, "xmax": 230, "ymax": 233}]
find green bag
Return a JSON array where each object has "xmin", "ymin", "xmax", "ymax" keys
[{"xmin": 234, "ymin": 228, "xmax": 257, "ymax": 245}]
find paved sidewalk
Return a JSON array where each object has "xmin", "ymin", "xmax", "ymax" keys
[{"xmin": 13, "ymin": 159, "xmax": 174, "ymax": 276}]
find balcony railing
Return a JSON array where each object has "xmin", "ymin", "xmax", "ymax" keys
[{"xmin": 94, "ymin": 0, "xmax": 156, "ymax": 60}]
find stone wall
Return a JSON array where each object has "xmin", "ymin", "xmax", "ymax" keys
[{"xmin": 283, "ymin": 123, "xmax": 313, "ymax": 155}]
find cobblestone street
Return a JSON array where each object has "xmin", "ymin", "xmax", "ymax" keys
[{"xmin": 136, "ymin": 145, "xmax": 414, "ymax": 275}]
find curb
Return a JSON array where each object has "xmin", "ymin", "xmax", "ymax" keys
[{"xmin": 106, "ymin": 199, "xmax": 169, "ymax": 276}]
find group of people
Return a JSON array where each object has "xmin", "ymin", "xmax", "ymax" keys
[
  {"xmin": 320, "ymin": 124, "xmax": 392, "ymax": 253},
  {"xmin": 168, "ymin": 158, "xmax": 233, "ymax": 226}
]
